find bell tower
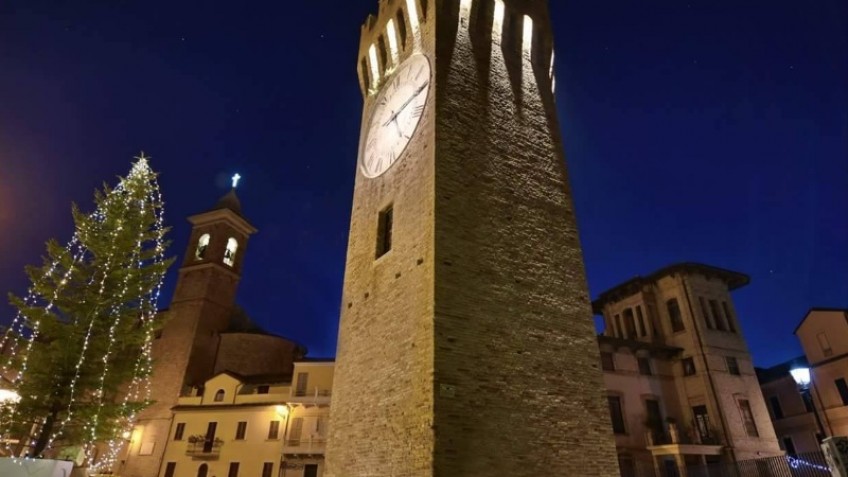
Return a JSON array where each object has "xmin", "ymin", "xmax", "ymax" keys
[
  {"xmin": 120, "ymin": 187, "xmax": 257, "ymax": 477},
  {"xmin": 326, "ymin": 0, "xmax": 618, "ymax": 476}
]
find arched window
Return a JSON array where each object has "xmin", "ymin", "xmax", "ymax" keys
[
  {"xmin": 214, "ymin": 389, "xmax": 225, "ymax": 402},
  {"xmin": 361, "ymin": 58, "xmax": 371, "ymax": 93},
  {"xmin": 197, "ymin": 464, "xmax": 208, "ymax": 477},
  {"xmin": 195, "ymin": 233, "xmax": 211, "ymax": 260},
  {"xmin": 223, "ymin": 238, "xmax": 238, "ymax": 267}
]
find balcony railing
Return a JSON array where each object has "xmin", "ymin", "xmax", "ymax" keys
[
  {"xmin": 646, "ymin": 422, "xmax": 722, "ymax": 447},
  {"xmin": 185, "ymin": 440, "xmax": 223, "ymax": 459},
  {"xmin": 283, "ymin": 437, "xmax": 326, "ymax": 455},
  {"xmin": 292, "ymin": 388, "xmax": 332, "ymax": 399}
]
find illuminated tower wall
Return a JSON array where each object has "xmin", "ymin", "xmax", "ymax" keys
[{"xmin": 326, "ymin": 0, "xmax": 620, "ymax": 475}]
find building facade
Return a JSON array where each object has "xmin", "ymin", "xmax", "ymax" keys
[
  {"xmin": 757, "ymin": 357, "xmax": 821, "ymax": 455},
  {"xmin": 757, "ymin": 308, "xmax": 848, "ymax": 456},
  {"xmin": 156, "ymin": 361, "xmax": 333, "ymax": 477},
  {"xmin": 795, "ymin": 309, "xmax": 848, "ymax": 439},
  {"xmin": 326, "ymin": 0, "xmax": 618, "ymax": 475},
  {"xmin": 118, "ymin": 191, "xmax": 305, "ymax": 477},
  {"xmin": 594, "ymin": 263, "xmax": 782, "ymax": 475}
]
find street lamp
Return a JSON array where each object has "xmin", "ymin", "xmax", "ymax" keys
[{"xmin": 790, "ymin": 367, "xmax": 826, "ymax": 442}]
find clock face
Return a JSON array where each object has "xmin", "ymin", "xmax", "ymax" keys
[{"xmin": 361, "ymin": 54, "xmax": 431, "ymax": 178}]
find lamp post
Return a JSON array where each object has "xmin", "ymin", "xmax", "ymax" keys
[{"xmin": 790, "ymin": 367, "xmax": 827, "ymax": 442}]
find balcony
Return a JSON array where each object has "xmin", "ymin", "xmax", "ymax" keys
[
  {"xmin": 185, "ymin": 438, "xmax": 223, "ymax": 460},
  {"xmin": 290, "ymin": 388, "xmax": 332, "ymax": 407},
  {"xmin": 282, "ymin": 437, "xmax": 326, "ymax": 456},
  {"xmin": 646, "ymin": 422, "xmax": 723, "ymax": 458}
]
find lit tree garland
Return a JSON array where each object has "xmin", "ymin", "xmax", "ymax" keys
[{"xmin": 0, "ymin": 154, "xmax": 171, "ymax": 472}]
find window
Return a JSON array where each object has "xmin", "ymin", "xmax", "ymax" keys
[
  {"xmin": 738, "ymin": 399, "xmax": 759, "ymax": 437},
  {"xmin": 636, "ymin": 306, "xmax": 648, "ymax": 337},
  {"xmin": 726, "ymin": 357, "xmax": 740, "ymax": 376},
  {"xmin": 782, "ymin": 437, "xmax": 797, "ymax": 456},
  {"xmin": 710, "ymin": 300, "xmax": 726, "ymax": 331},
  {"xmin": 638, "ymin": 357, "xmax": 652, "ymax": 376},
  {"xmin": 174, "ymin": 423, "xmax": 186, "ymax": 441},
  {"xmin": 376, "ymin": 206, "xmax": 394, "ymax": 258},
  {"xmin": 227, "ymin": 462, "xmax": 240, "ymax": 477},
  {"xmin": 268, "ymin": 420, "xmax": 280, "ymax": 440},
  {"xmin": 396, "ymin": 10, "xmax": 408, "ymax": 49},
  {"xmin": 835, "ymin": 378, "xmax": 848, "ymax": 406},
  {"xmin": 257, "ymin": 385, "xmax": 270, "ymax": 394},
  {"xmin": 296, "ymin": 372, "xmax": 309, "ymax": 397},
  {"xmin": 304, "ymin": 464, "xmax": 318, "ymax": 477},
  {"xmin": 197, "ymin": 464, "xmax": 208, "ymax": 477},
  {"xmin": 214, "ymin": 389, "xmax": 225, "ymax": 402},
  {"xmin": 722, "ymin": 302, "xmax": 737, "ymax": 332},
  {"xmin": 667, "ymin": 299, "xmax": 685, "ymax": 333},
  {"xmin": 360, "ymin": 58, "xmax": 371, "ymax": 92},
  {"xmin": 223, "ymin": 238, "xmax": 238, "ymax": 267},
  {"xmin": 682, "ymin": 357, "xmax": 696, "ymax": 376},
  {"xmin": 420, "ymin": 0, "xmax": 428, "ymax": 19},
  {"xmin": 386, "ymin": 20, "xmax": 400, "ymax": 65},
  {"xmin": 195, "ymin": 234, "xmax": 210, "ymax": 260},
  {"xmin": 818, "ymin": 333, "xmax": 833, "ymax": 357},
  {"xmin": 769, "ymin": 396, "xmax": 784, "ymax": 420},
  {"xmin": 235, "ymin": 421, "xmax": 247, "ymax": 440},
  {"xmin": 262, "ymin": 463, "xmax": 274, "ymax": 477},
  {"xmin": 289, "ymin": 417, "xmax": 303, "ymax": 445},
  {"xmin": 693, "ymin": 405, "xmax": 712, "ymax": 442},
  {"xmin": 699, "ymin": 297, "xmax": 714, "ymax": 330},
  {"xmin": 623, "ymin": 309, "xmax": 637, "ymax": 339},
  {"xmin": 608, "ymin": 396, "xmax": 626, "ymax": 434},
  {"xmin": 614, "ymin": 314, "xmax": 623, "ymax": 338},
  {"xmin": 377, "ymin": 35, "xmax": 388, "ymax": 72},
  {"xmin": 600, "ymin": 352, "xmax": 615, "ymax": 372},
  {"xmin": 164, "ymin": 463, "xmax": 176, "ymax": 477}
]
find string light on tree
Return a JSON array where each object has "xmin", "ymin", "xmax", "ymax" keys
[{"xmin": 0, "ymin": 153, "xmax": 172, "ymax": 474}]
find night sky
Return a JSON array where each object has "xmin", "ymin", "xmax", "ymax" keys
[{"xmin": 1, "ymin": 1, "xmax": 845, "ymax": 367}]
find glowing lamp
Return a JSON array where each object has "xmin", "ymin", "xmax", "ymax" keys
[
  {"xmin": 0, "ymin": 389, "xmax": 20, "ymax": 404},
  {"xmin": 790, "ymin": 367, "xmax": 811, "ymax": 389},
  {"xmin": 122, "ymin": 431, "xmax": 132, "ymax": 440},
  {"xmin": 275, "ymin": 405, "xmax": 289, "ymax": 417}
]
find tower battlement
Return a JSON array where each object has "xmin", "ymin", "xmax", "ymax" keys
[{"xmin": 357, "ymin": 0, "xmax": 556, "ymax": 101}]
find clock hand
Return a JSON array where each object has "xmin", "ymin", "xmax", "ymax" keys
[{"xmin": 382, "ymin": 81, "xmax": 429, "ymax": 127}]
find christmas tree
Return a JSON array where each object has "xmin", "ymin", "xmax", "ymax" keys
[{"xmin": 0, "ymin": 155, "xmax": 172, "ymax": 469}]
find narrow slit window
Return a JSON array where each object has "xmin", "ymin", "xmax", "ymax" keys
[
  {"xmin": 361, "ymin": 58, "xmax": 371, "ymax": 93},
  {"xmin": 378, "ymin": 35, "xmax": 389, "ymax": 72},
  {"xmin": 369, "ymin": 44, "xmax": 380, "ymax": 89},
  {"xmin": 396, "ymin": 10, "xmax": 408, "ymax": 49},
  {"xmin": 420, "ymin": 0, "xmax": 428, "ymax": 19},
  {"xmin": 522, "ymin": 15, "xmax": 533, "ymax": 55},
  {"xmin": 722, "ymin": 301, "xmax": 737, "ymax": 333},
  {"xmin": 376, "ymin": 206, "xmax": 394, "ymax": 258},
  {"xmin": 667, "ymin": 298, "xmax": 685, "ymax": 333},
  {"xmin": 387, "ymin": 20, "xmax": 400, "ymax": 65}
]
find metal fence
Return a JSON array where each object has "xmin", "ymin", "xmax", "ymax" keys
[
  {"xmin": 687, "ymin": 452, "xmax": 831, "ymax": 477},
  {"xmin": 620, "ymin": 452, "xmax": 832, "ymax": 477}
]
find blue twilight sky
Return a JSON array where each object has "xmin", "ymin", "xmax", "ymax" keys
[{"xmin": 0, "ymin": 1, "xmax": 845, "ymax": 367}]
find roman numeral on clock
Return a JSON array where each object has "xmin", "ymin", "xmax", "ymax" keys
[{"xmin": 412, "ymin": 105, "xmax": 425, "ymax": 118}]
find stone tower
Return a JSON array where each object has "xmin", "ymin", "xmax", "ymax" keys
[
  {"xmin": 326, "ymin": 1, "xmax": 619, "ymax": 476},
  {"xmin": 119, "ymin": 189, "xmax": 257, "ymax": 477}
]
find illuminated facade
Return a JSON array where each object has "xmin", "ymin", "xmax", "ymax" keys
[
  {"xmin": 594, "ymin": 263, "xmax": 782, "ymax": 475},
  {"xmin": 757, "ymin": 308, "xmax": 848, "ymax": 456},
  {"xmin": 155, "ymin": 361, "xmax": 333, "ymax": 477},
  {"xmin": 119, "ymin": 190, "xmax": 305, "ymax": 477},
  {"xmin": 327, "ymin": 0, "xmax": 618, "ymax": 475}
]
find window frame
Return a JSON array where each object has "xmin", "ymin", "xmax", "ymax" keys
[
  {"xmin": 268, "ymin": 420, "xmax": 281, "ymax": 440},
  {"xmin": 600, "ymin": 352, "xmax": 615, "ymax": 372},
  {"xmin": 638, "ymin": 357, "xmax": 653, "ymax": 376},
  {"xmin": 667, "ymin": 298, "xmax": 685, "ymax": 333},
  {"xmin": 682, "ymin": 357, "xmax": 696, "ymax": 376},
  {"xmin": 738, "ymin": 399, "xmax": 760, "ymax": 437},
  {"xmin": 726, "ymin": 356, "xmax": 741, "ymax": 376},
  {"xmin": 607, "ymin": 395, "xmax": 627, "ymax": 435},
  {"xmin": 835, "ymin": 378, "xmax": 848, "ymax": 406},
  {"xmin": 174, "ymin": 422, "xmax": 186, "ymax": 441},
  {"xmin": 235, "ymin": 421, "xmax": 247, "ymax": 440}
]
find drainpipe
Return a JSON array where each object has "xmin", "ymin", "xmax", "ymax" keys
[{"xmin": 681, "ymin": 275, "xmax": 736, "ymax": 463}]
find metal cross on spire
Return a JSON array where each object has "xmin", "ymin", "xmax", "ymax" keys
[{"xmin": 231, "ymin": 173, "xmax": 242, "ymax": 189}]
